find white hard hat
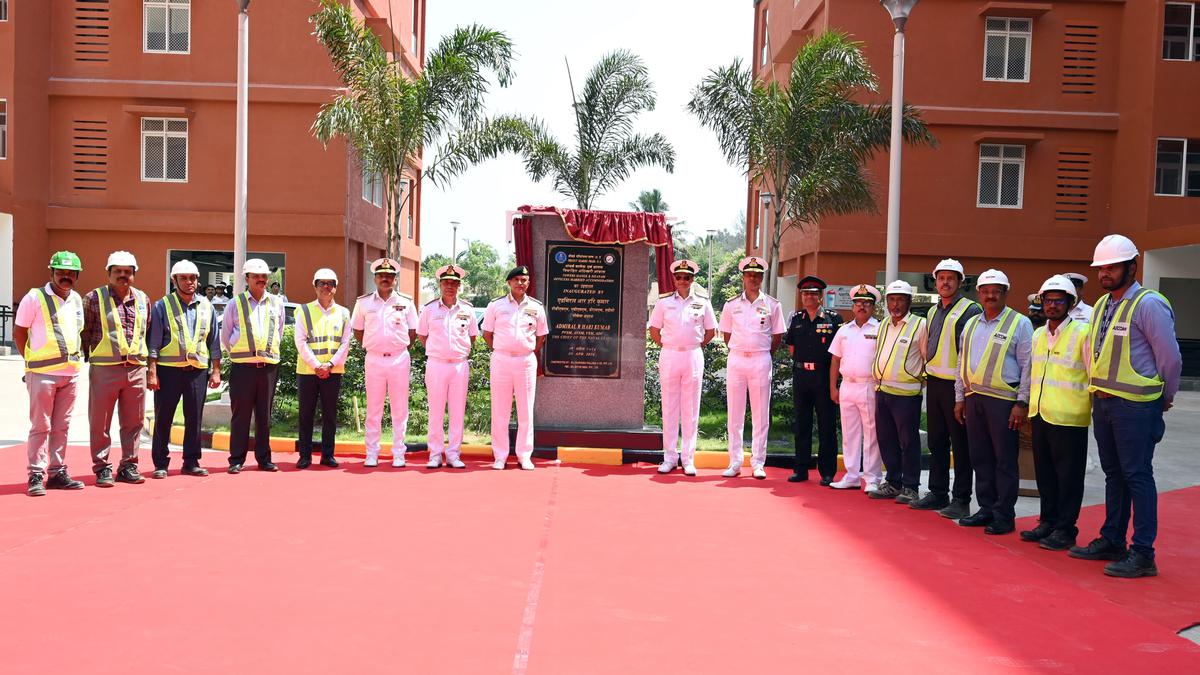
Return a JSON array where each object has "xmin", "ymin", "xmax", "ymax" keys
[
  {"xmin": 106, "ymin": 250, "xmax": 138, "ymax": 271},
  {"xmin": 312, "ymin": 268, "xmax": 339, "ymax": 284},
  {"xmin": 933, "ymin": 258, "xmax": 964, "ymax": 277},
  {"xmin": 1062, "ymin": 272, "xmax": 1088, "ymax": 285},
  {"xmin": 1091, "ymin": 234, "xmax": 1138, "ymax": 267},
  {"xmin": 242, "ymin": 258, "xmax": 271, "ymax": 275},
  {"xmin": 170, "ymin": 259, "xmax": 199, "ymax": 277},
  {"xmin": 885, "ymin": 280, "xmax": 914, "ymax": 297},
  {"xmin": 1039, "ymin": 274, "xmax": 1078, "ymax": 300},
  {"xmin": 977, "ymin": 268, "xmax": 1010, "ymax": 289}
]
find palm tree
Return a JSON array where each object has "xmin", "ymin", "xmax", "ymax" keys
[
  {"xmin": 629, "ymin": 188, "xmax": 669, "ymax": 213},
  {"xmin": 688, "ymin": 31, "xmax": 934, "ymax": 295},
  {"xmin": 310, "ymin": 0, "xmax": 526, "ymax": 260},
  {"xmin": 515, "ymin": 51, "xmax": 676, "ymax": 209}
]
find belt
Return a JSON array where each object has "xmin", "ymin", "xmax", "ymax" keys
[
  {"xmin": 840, "ymin": 375, "xmax": 873, "ymax": 384},
  {"xmin": 732, "ymin": 350, "xmax": 769, "ymax": 358},
  {"xmin": 1095, "ymin": 391, "xmax": 1116, "ymax": 399},
  {"xmin": 429, "ymin": 356, "xmax": 468, "ymax": 364},
  {"xmin": 497, "ymin": 350, "xmax": 532, "ymax": 357},
  {"xmin": 662, "ymin": 344, "xmax": 700, "ymax": 351},
  {"xmin": 794, "ymin": 361, "xmax": 826, "ymax": 371}
]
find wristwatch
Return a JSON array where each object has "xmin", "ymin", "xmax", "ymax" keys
[{"xmin": 1014, "ymin": 400, "xmax": 1029, "ymax": 408}]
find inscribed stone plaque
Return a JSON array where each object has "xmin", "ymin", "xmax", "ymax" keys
[{"xmin": 544, "ymin": 241, "xmax": 623, "ymax": 378}]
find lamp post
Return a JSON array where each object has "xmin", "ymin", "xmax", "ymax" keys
[
  {"xmin": 451, "ymin": 221, "xmax": 460, "ymax": 260},
  {"xmin": 758, "ymin": 191, "xmax": 774, "ymax": 293},
  {"xmin": 233, "ymin": 0, "xmax": 251, "ymax": 294},
  {"xmin": 880, "ymin": 0, "xmax": 918, "ymax": 284},
  {"xmin": 706, "ymin": 228, "xmax": 717, "ymax": 288}
]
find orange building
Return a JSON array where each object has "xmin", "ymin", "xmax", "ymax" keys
[
  {"xmin": 747, "ymin": 0, "xmax": 1200, "ymax": 351},
  {"xmin": 0, "ymin": 0, "xmax": 426, "ymax": 315}
]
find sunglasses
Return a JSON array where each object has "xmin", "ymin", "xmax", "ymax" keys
[
  {"xmin": 316, "ymin": 281, "xmax": 337, "ymax": 288},
  {"xmin": 1041, "ymin": 297, "xmax": 1069, "ymax": 306}
]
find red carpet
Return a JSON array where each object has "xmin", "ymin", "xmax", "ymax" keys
[{"xmin": 2, "ymin": 442, "xmax": 1199, "ymax": 674}]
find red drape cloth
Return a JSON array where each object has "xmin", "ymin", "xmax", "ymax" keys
[
  {"xmin": 513, "ymin": 216, "xmax": 535, "ymax": 297},
  {"xmin": 654, "ymin": 235, "xmax": 675, "ymax": 297}
]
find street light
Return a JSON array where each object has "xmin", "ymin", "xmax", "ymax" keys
[
  {"xmin": 451, "ymin": 221, "xmax": 460, "ymax": 260},
  {"xmin": 706, "ymin": 228, "xmax": 717, "ymax": 288},
  {"xmin": 232, "ymin": 0, "xmax": 251, "ymax": 294},
  {"xmin": 880, "ymin": 0, "xmax": 919, "ymax": 284}
]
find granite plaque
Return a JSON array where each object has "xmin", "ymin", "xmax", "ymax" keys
[{"xmin": 544, "ymin": 241, "xmax": 623, "ymax": 378}]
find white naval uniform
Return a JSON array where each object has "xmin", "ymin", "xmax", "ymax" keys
[
  {"xmin": 350, "ymin": 290, "xmax": 419, "ymax": 462},
  {"xmin": 418, "ymin": 297, "xmax": 478, "ymax": 463},
  {"xmin": 483, "ymin": 294, "xmax": 549, "ymax": 462},
  {"xmin": 649, "ymin": 289, "xmax": 717, "ymax": 466},
  {"xmin": 1067, "ymin": 300, "xmax": 1092, "ymax": 323},
  {"xmin": 829, "ymin": 317, "xmax": 884, "ymax": 487},
  {"xmin": 718, "ymin": 292, "xmax": 787, "ymax": 469}
]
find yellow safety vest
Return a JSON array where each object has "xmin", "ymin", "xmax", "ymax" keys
[
  {"xmin": 23, "ymin": 288, "xmax": 84, "ymax": 375},
  {"xmin": 1088, "ymin": 288, "xmax": 1168, "ymax": 401},
  {"xmin": 1030, "ymin": 320, "xmax": 1091, "ymax": 427},
  {"xmin": 88, "ymin": 286, "xmax": 149, "ymax": 366},
  {"xmin": 960, "ymin": 307, "xmax": 1021, "ymax": 401},
  {"xmin": 873, "ymin": 315, "xmax": 926, "ymax": 396},
  {"xmin": 157, "ymin": 293, "xmax": 213, "ymax": 369},
  {"xmin": 296, "ymin": 301, "xmax": 349, "ymax": 375},
  {"xmin": 228, "ymin": 292, "xmax": 281, "ymax": 364},
  {"xmin": 926, "ymin": 296, "xmax": 978, "ymax": 380}
]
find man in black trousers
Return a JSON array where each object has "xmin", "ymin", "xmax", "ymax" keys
[
  {"xmin": 784, "ymin": 276, "xmax": 842, "ymax": 484},
  {"xmin": 147, "ymin": 260, "xmax": 222, "ymax": 478},
  {"xmin": 293, "ymin": 268, "xmax": 351, "ymax": 469}
]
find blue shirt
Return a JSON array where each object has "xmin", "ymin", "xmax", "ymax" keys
[
  {"xmin": 1092, "ymin": 281, "xmax": 1182, "ymax": 401},
  {"xmin": 147, "ymin": 294, "xmax": 221, "ymax": 365},
  {"xmin": 954, "ymin": 307, "xmax": 1033, "ymax": 403}
]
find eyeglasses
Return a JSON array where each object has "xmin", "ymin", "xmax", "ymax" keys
[
  {"xmin": 315, "ymin": 281, "xmax": 337, "ymax": 288},
  {"xmin": 1041, "ymin": 297, "xmax": 1069, "ymax": 306}
]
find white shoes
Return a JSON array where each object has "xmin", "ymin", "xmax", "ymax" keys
[
  {"xmin": 364, "ymin": 455, "xmax": 379, "ymax": 468},
  {"xmin": 448, "ymin": 458, "xmax": 467, "ymax": 469},
  {"xmin": 492, "ymin": 459, "xmax": 506, "ymax": 470},
  {"xmin": 865, "ymin": 482, "xmax": 880, "ymax": 494},
  {"xmin": 392, "ymin": 454, "xmax": 406, "ymax": 468},
  {"xmin": 752, "ymin": 465, "xmax": 766, "ymax": 480},
  {"xmin": 830, "ymin": 478, "xmax": 861, "ymax": 490},
  {"xmin": 683, "ymin": 463, "xmax": 697, "ymax": 476},
  {"xmin": 426, "ymin": 456, "xmax": 442, "ymax": 469},
  {"xmin": 657, "ymin": 458, "xmax": 678, "ymax": 474},
  {"xmin": 519, "ymin": 457, "xmax": 535, "ymax": 471},
  {"xmin": 722, "ymin": 465, "xmax": 741, "ymax": 478}
]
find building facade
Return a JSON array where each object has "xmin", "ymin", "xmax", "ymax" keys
[
  {"xmin": 747, "ymin": 0, "xmax": 1200, "ymax": 355},
  {"xmin": 0, "ymin": 0, "xmax": 426, "ymax": 315}
]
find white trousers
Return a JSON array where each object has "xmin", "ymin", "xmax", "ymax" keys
[
  {"xmin": 490, "ymin": 352, "xmax": 536, "ymax": 461},
  {"xmin": 838, "ymin": 380, "xmax": 883, "ymax": 485},
  {"xmin": 726, "ymin": 351, "xmax": 773, "ymax": 469},
  {"xmin": 426, "ymin": 358, "xmax": 470, "ymax": 461},
  {"xmin": 660, "ymin": 347, "xmax": 703, "ymax": 465},
  {"xmin": 365, "ymin": 351, "xmax": 411, "ymax": 459}
]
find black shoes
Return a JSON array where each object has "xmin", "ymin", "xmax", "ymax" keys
[
  {"xmin": 869, "ymin": 482, "xmax": 901, "ymax": 500},
  {"xmin": 1039, "ymin": 530, "xmax": 1076, "ymax": 551},
  {"xmin": 958, "ymin": 510, "xmax": 994, "ymax": 527},
  {"xmin": 909, "ymin": 492, "xmax": 949, "ymax": 511},
  {"xmin": 320, "ymin": 457, "xmax": 339, "ymax": 468},
  {"xmin": 115, "ymin": 464, "xmax": 145, "ymax": 484},
  {"xmin": 985, "ymin": 520, "xmax": 1015, "ymax": 535},
  {"xmin": 27, "ymin": 473, "xmax": 46, "ymax": 497},
  {"xmin": 258, "ymin": 463, "xmax": 279, "ymax": 472},
  {"xmin": 819, "ymin": 476, "xmax": 834, "ymax": 487},
  {"xmin": 96, "ymin": 466, "xmax": 115, "ymax": 488},
  {"xmin": 46, "ymin": 471, "xmax": 85, "ymax": 491},
  {"xmin": 787, "ymin": 472, "xmax": 808, "ymax": 483},
  {"xmin": 296, "ymin": 457, "xmax": 312, "ymax": 470},
  {"xmin": 1068, "ymin": 537, "xmax": 1127, "ymax": 561},
  {"xmin": 894, "ymin": 487, "xmax": 919, "ymax": 505},
  {"xmin": 938, "ymin": 498, "xmax": 971, "ymax": 520},
  {"xmin": 228, "ymin": 464, "xmax": 243, "ymax": 474},
  {"xmin": 1019, "ymin": 522, "xmax": 1054, "ymax": 542},
  {"xmin": 180, "ymin": 465, "xmax": 209, "ymax": 477},
  {"xmin": 152, "ymin": 469, "xmax": 169, "ymax": 479},
  {"xmin": 1104, "ymin": 550, "xmax": 1158, "ymax": 578}
]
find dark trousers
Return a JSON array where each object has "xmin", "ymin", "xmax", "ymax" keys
[
  {"xmin": 926, "ymin": 376, "xmax": 972, "ymax": 500},
  {"xmin": 793, "ymin": 368, "xmax": 838, "ymax": 477},
  {"xmin": 1030, "ymin": 416, "xmax": 1088, "ymax": 535},
  {"xmin": 965, "ymin": 394, "xmax": 1020, "ymax": 522},
  {"xmin": 298, "ymin": 373, "xmax": 342, "ymax": 460},
  {"xmin": 151, "ymin": 366, "xmax": 207, "ymax": 470},
  {"xmin": 875, "ymin": 391, "xmax": 922, "ymax": 490},
  {"xmin": 229, "ymin": 363, "xmax": 279, "ymax": 466},
  {"xmin": 1094, "ymin": 396, "xmax": 1164, "ymax": 558}
]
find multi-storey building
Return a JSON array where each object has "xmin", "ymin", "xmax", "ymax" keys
[
  {"xmin": 747, "ymin": 0, "xmax": 1200, "ymax": 361},
  {"xmin": 0, "ymin": 0, "xmax": 426, "ymax": 314}
]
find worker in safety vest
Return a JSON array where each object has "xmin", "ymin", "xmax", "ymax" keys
[
  {"xmin": 1020, "ymin": 275, "xmax": 1091, "ymax": 553},
  {"xmin": 1068, "ymin": 235, "xmax": 1181, "ymax": 578},
  {"xmin": 294, "ymin": 268, "xmax": 351, "ymax": 469},
  {"xmin": 15, "ymin": 251, "xmax": 87, "ymax": 496},
  {"xmin": 220, "ymin": 258, "xmax": 286, "ymax": 473},
  {"xmin": 82, "ymin": 250, "xmax": 151, "ymax": 488},
  {"xmin": 915, "ymin": 258, "xmax": 981, "ymax": 518},
  {"xmin": 868, "ymin": 280, "xmax": 928, "ymax": 504},
  {"xmin": 953, "ymin": 268, "xmax": 1033, "ymax": 536},
  {"xmin": 418, "ymin": 264, "xmax": 478, "ymax": 469},
  {"xmin": 147, "ymin": 259, "xmax": 221, "ymax": 478}
]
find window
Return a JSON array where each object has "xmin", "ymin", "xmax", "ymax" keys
[
  {"xmin": 977, "ymin": 144, "xmax": 1025, "ymax": 208},
  {"xmin": 1, "ymin": 0, "xmax": 8, "ymax": 22},
  {"xmin": 412, "ymin": 0, "xmax": 420, "ymax": 56},
  {"xmin": 1164, "ymin": 3, "xmax": 1200, "ymax": 61},
  {"xmin": 0, "ymin": 100, "xmax": 7, "ymax": 160},
  {"xmin": 141, "ymin": 118, "xmax": 188, "ymax": 182},
  {"xmin": 760, "ymin": 9, "xmax": 770, "ymax": 67},
  {"xmin": 361, "ymin": 166, "xmax": 384, "ymax": 207},
  {"xmin": 144, "ymin": 0, "xmax": 190, "ymax": 54},
  {"xmin": 1155, "ymin": 138, "xmax": 1200, "ymax": 197},
  {"xmin": 984, "ymin": 18, "xmax": 1032, "ymax": 81}
]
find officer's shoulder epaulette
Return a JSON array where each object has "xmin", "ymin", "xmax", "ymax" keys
[
  {"xmin": 658, "ymin": 292, "xmax": 673, "ymax": 299},
  {"xmin": 526, "ymin": 296, "xmax": 543, "ymax": 305},
  {"xmin": 423, "ymin": 298, "xmax": 439, "ymax": 307},
  {"xmin": 488, "ymin": 295, "xmax": 506, "ymax": 305},
  {"xmin": 457, "ymin": 298, "xmax": 475, "ymax": 309},
  {"xmin": 398, "ymin": 291, "xmax": 413, "ymax": 301},
  {"xmin": 693, "ymin": 289, "xmax": 709, "ymax": 299},
  {"xmin": 357, "ymin": 292, "xmax": 373, "ymax": 299}
]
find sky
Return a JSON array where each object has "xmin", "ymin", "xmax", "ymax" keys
[{"xmin": 420, "ymin": 0, "xmax": 752, "ymax": 259}]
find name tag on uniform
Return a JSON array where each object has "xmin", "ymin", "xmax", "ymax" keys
[
  {"xmin": 992, "ymin": 332, "xmax": 1009, "ymax": 343},
  {"xmin": 523, "ymin": 308, "xmax": 538, "ymax": 317},
  {"xmin": 755, "ymin": 306, "xmax": 769, "ymax": 317},
  {"xmin": 898, "ymin": 337, "xmax": 909, "ymax": 345},
  {"xmin": 1111, "ymin": 322, "xmax": 1130, "ymax": 336},
  {"xmin": 865, "ymin": 333, "xmax": 878, "ymax": 340}
]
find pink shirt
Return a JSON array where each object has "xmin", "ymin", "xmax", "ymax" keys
[
  {"xmin": 829, "ymin": 317, "xmax": 880, "ymax": 380},
  {"xmin": 417, "ymin": 297, "xmax": 479, "ymax": 360},
  {"xmin": 718, "ymin": 292, "xmax": 786, "ymax": 352},
  {"xmin": 15, "ymin": 284, "xmax": 84, "ymax": 377},
  {"xmin": 351, "ymin": 291, "xmax": 419, "ymax": 354},
  {"xmin": 482, "ymin": 294, "xmax": 548, "ymax": 354},
  {"xmin": 649, "ymin": 290, "xmax": 717, "ymax": 349}
]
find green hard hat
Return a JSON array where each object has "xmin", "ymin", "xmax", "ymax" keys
[{"xmin": 48, "ymin": 250, "xmax": 83, "ymax": 271}]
